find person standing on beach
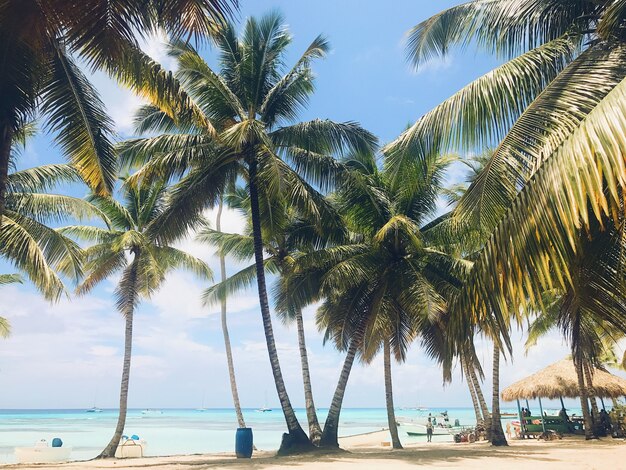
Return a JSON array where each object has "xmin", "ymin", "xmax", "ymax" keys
[{"xmin": 426, "ymin": 418, "xmax": 434, "ymax": 442}]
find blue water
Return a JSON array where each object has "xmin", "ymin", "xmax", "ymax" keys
[{"xmin": 0, "ymin": 407, "xmax": 520, "ymax": 463}]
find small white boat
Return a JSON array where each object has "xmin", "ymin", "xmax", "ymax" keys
[
  {"xmin": 86, "ymin": 406, "xmax": 102, "ymax": 413},
  {"xmin": 15, "ymin": 440, "xmax": 72, "ymax": 464},
  {"xmin": 256, "ymin": 406, "xmax": 272, "ymax": 412},
  {"xmin": 141, "ymin": 409, "xmax": 162, "ymax": 415}
]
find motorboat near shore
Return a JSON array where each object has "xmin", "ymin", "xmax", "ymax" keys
[
  {"xmin": 398, "ymin": 421, "xmax": 454, "ymax": 436},
  {"xmin": 397, "ymin": 412, "xmax": 463, "ymax": 437},
  {"xmin": 15, "ymin": 439, "xmax": 72, "ymax": 464}
]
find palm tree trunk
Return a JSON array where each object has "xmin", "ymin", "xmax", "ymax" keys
[
  {"xmin": 463, "ymin": 357, "xmax": 483, "ymax": 426},
  {"xmin": 584, "ymin": 361, "xmax": 601, "ymax": 435},
  {"xmin": 470, "ymin": 364, "xmax": 491, "ymax": 437},
  {"xmin": 0, "ymin": 122, "xmax": 12, "ymax": 228},
  {"xmin": 319, "ymin": 336, "xmax": 360, "ymax": 448},
  {"xmin": 574, "ymin": 357, "xmax": 594, "ymax": 439},
  {"xmin": 98, "ymin": 256, "xmax": 139, "ymax": 458},
  {"xmin": 248, "ymin": 159, "xmax": 312, "ymax": 455},
  {"xmin": 217, "ymin": 198, "xmax": 246, "ymax": 429},
  {"xmin": 294, "ymin": 307, "xmax": 322, "ymax": 444},
  {"xmin": 490, "ymin": 342, "xmax": 507, "ymax": 446},
  {"xmin": 383, "ymin": 339, "xmax": 402, "ymax": 449}
]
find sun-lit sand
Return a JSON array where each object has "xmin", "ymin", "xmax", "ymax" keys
[{"xmin": 2, "ymin": 430, "xmax": 625, "ymax": 470}]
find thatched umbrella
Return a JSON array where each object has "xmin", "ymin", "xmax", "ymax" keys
[
  {"xmin": 502, "ymin": 358, "xmax": 626, "ymax": 401},
  {"xmin": 501, "ymin": 358, "xmax": 626, "ymax": 436}
]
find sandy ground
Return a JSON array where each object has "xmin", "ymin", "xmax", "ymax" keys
[{"xmin": 3, "ymin": 430, "xmax": 625, "ymax": 470}]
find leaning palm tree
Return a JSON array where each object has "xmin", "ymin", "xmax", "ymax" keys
[
  {"xmin": 279, "ymin": 150, "xmax": 467, "ymax": 448},
  {"xmin": 391, "ymin": 1, "xmax": 626, "ymax": 374},
  {"xmin": 199, "ymin": 187, "xmax": 345, "ymax": 444},
  {"xmin": 0, "ymin": 0, "xmax": 237, "ymax": 225},
  {"xmin": 117, "ymin": 12, "xmax": 376, "ymax": 453},
  {"xmin": 60, "ymin": 182, "xmax": 211, "ymax": 458}
]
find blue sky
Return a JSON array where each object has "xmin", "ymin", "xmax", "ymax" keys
[{"xmin": 0, "ymin": 0, "xmax": 611, "ymax": 412}]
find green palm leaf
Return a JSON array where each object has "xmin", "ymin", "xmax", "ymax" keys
[{"xmin": 41, "ymin": 44, "xmax": 117, "ymax": 195}]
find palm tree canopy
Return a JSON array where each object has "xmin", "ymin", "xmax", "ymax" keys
[
  {"xmin": 116, "ymin": 11, "xmax": 377, "ymax": 247},
  {"xmin": 0, "ymin": 0, "xmax": 237, "ymax": 194},
  {"xmin": 1, "ymin": 134, "xmax": 106, "ymax": 299},
  {"xmin": 391, "ymin": 0, "xmax": 626, "ymax": 337},
  {"xmin": 278, "ymin": 150, "xmax": 470, "ymax": 363},
  {"xmin": 0, "ymin": 273, "xmax": 23, "ymax": 338},
  {"xmin": 62, "ymin": 182, "xmax": 212, "ymax": 309}
]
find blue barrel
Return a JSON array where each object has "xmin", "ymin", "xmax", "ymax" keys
[{"xmin": 235, "ymin": 427, "xmax": 253, "ymax": 458}]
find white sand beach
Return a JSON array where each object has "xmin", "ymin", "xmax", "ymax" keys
[{"xmin": 2, "ymin": 430, "xmax": 624, "ymax": 470}]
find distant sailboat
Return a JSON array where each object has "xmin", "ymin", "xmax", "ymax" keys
[
  {"xmin": 256, "ymin": 391, "xmax": 272, "ymax": 412},
  {"xmin": 86, "ymin": 392, "xmax": 102, "ymax": 412},
  {"xmin": 195, "ymin": 392, "xmax": 208, "ymax": 412}
]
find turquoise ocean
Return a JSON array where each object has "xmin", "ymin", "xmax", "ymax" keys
[{"xmin": 0, "ymin": 407, "xmax": 535, "ymax": 463}]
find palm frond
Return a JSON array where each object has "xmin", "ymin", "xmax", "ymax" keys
[
  {"xmin": 7, "ymin": 164, "xmax": 81, "ymax": 193},
  {"xmin": 405, "ymin": 0, "xmax": 591, "ymax": 67},
  {"xmin": 455, "ymin": 46, "xmax": 626, "ymax": 235},
  {"xmin": 0, "ymin": 273, "xmax": 23, "ymax": 285},
  {"xmin": 42, "ymin": 43, "xmax": 117, "ymax": 195},
  {"xmin": 461, "ymin": 76, "xmax": 626, "ymax": 331},
  {"xmin": 387, "ymin": 36, "xmax": 576, "ymax": 164}
]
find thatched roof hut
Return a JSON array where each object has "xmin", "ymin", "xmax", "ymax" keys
[{"xmin": 501, "ymin": 358, "xmax": 626, "ymax": 401}]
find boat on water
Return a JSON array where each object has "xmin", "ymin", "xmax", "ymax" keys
[
  {"xmin": 141, "ymin": 409, "xmax": 163, "ymax": 415},
  {"xmin": 256, "ymin": 391, "xmax": 272, "ymax": 412},
  {"xmin": 15, "ymin": 440, "xmax": 72, "ymax": 464},
  {"xmin": 85, "ymin": 406, "xmax": 102, "ymax": 413},
  {"xmin": 397, "ymin": 412, "xmax": 462, "ymax": 437},
  {"xmin": 398, "ymin": 421, "xmax": 453, "ymax": 436}
]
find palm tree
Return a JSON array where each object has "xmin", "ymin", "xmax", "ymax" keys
[
  {"xmin": 392, "ymin": 1, "xmax": 626, "ymax": 365},
  {"xmin": 279, "ymin": 151, "xmax": 467, "ymax": 448},
  {"xmin": 0, "ymin": 273, "xmax": 22, "ymax": 337},
  {"xmin": 2, "ymin": 127, "xmax": 105, "ymax": 300},
  {"xmin": 524, "ymin": 217, "xmax": 626, "ymax": 439},
  {"xmin": 116, "ymin": 12, "xmax": 376, "ymax": 453},
  {"xmin": 0, "ymin": 0, "xmax": 237, "ymax": 225},
  {"xmin": 199, "ymin": 187, "xmax": 344, "ymax": 444},
  {"xmin": 60, "ymin": 182, "xmax": 211, "ymax": 458},
  {"xmin": 215, "ymin": 196, "xmax": 247, "ymax": 429}
]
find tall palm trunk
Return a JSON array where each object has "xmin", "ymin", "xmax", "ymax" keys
[
  {"xmin": 217, "ymin": 198, "xmax": 246, "ymax": 429},
  {"xmin": 574, "ymin": 357, "xmax": 594, "ymax": 439},
  {"xmin": 99, "ymin": 255, "xmax": 139, "ymax": 458},
  {"xmin": 294, "ymin": 307, "xmax": 322, "ymax": 444},
  {"xmin": 463, "ymin": 357, "xmax": 483, "ymax": 426},
  {"xmin": 583, "ymin": 362, "xmax": 601, "ymax": 435},
  {"xmin": 490, "ymin": 343, "xmax": 507, "ymax": 446},
  {"xmin": 383, "ymin": 339, "xmax": 402, "ymax": 449},
  {"xmin": 248, "ymin": 159, "xmax": 312, "ymax": 454},
  {"xmin": 0, "ymin": 123, "xmax": 12, "ymax": 228},
  {"xmin": 470, "ymin": 364, "xmax": 491, "ymax": 436},
  {"xmin": 319, "ymin": 336, "xmax": 360, "ymax": 448}
]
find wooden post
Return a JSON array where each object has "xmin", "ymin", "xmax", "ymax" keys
[
  {"xmin": 538, "ymin": 397, "xmax": 547, "ymax": 434},
  {"xmin": 516, "ymin": 399, "xmax": 524, "ymax": 439}
]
